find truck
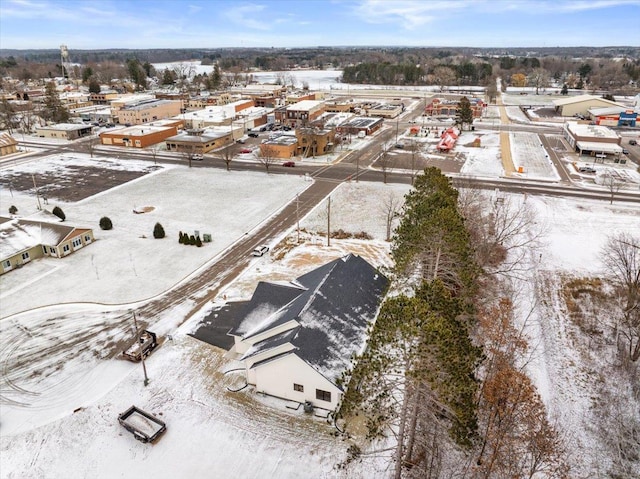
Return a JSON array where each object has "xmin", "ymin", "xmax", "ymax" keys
[
  {"xmin": 118, "ymin": 405, "xmax": 166, "ymax": 443},
  {"xmin": 122, "ymin": 330, "xmax": 158, "ymax": 362}
]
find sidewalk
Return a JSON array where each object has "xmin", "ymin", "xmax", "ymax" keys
[{"xmin": 496, "ymin": 93, "xmax": 517, "ymax": 176}]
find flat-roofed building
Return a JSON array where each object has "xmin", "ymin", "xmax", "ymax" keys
[
  {"xmin": 367, "ymin": 103, "xmax": 404, "ymax": 119},
  {"xmin": 165, "ymin": 127, "xmax": 234, "ymax": 155},
  {"xmin": 36, "ymin": 123, "xmax": 93, "ymax": 140},
  {"xmin": 259, "ymin": 134, "xmax": 298, "ymax": 159},
  {"xmin": 284, "ymin": 100, "xmax": 325, "ymax": 128},
  {"xmin": 336, "ymin": 116, "xmax": 384, "ymax": 136},
  {"xmin": 296, "ymin": 127, "xmax": 335, "ymax": 157},
  {"xmin": 563, "ymin": 121, "xmax": 623, "ymax": 158},
  {"xmin": 116, "ymin": 99, "xmax": 182, "ymax": 125},
  {"xmin": 100, "ymin": 124, "xmax": 179, "ymax": 148}
]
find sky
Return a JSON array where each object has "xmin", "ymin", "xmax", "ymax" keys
[{"xmin": 0, "ymin": 0, "xmax": 639, "ymax": 50}]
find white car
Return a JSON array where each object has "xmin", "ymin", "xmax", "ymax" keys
[{"xmin": 251, "ymin": 245, "xmax": 269, "ymax": 257}]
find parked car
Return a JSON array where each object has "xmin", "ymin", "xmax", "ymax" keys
[
  {"xmin": 251, "ymin": 245, "xmax": 269, "ymax": 257},
  {"xmin": 578, "ymin": 166, "xmax": 596, "ymax": 173},
  {"xmin": 192, "ymin": 154, "xmax": 203, "ymax": 161},
  {"xmin": 630, "ymin": 139, "xmax": 637, "ymax": 146},
  {"xmin": 622, "ymin": 149, "xmax": 629, "ymax": 155},
  {"xmin": 282, "ymin": 161, "xmax": 295, "ymax": 167},
  {"xmin": 239, "ymin": 148, "xmax": 252, "ymax": 154},
  {"xmin": 248, "ymin": 132, "xmax": 259, "ymax": 138}
]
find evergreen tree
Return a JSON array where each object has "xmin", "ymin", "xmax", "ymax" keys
[
  {"xmin": 88, "ymin": 78, "xmax": 101, "ymax": 94},
  {"xmin": 161, "ymin": 68, "xmax": 176, "ymax": 85},
  {"xmin": 52, "ymin": 206, "xmax": 66, "ymax": 221},
  {"xmin": 153, "ymin": 222, "xmax": 165, "ymax": 239},
  {"xmin": 43, "ymin": 81, "xmax": 69, "ymax": 123},
  {"xmin": 178, "ymin": 231, "xmax": 184, "ymax": 244},
  {"xmin": 456, "ymin": 96, "xmax": 474, "ymax": 131},
  {"xmin": 81, "ymin": 66, "xmax": 93, "ymax": 84},
  {"xmin": 9, "ymin": 205, "xmax": 17, "ymax": 215},
  {"xmin": 561, "ymin": 83, "xmax": 568, "ymax": 95},
  {"xmin": 189, "ymin": 235, "xmax": 196, "ymax": 246},
  {"xmin": 392, "ymin": 167, "xmax": 479, "ymax": 296},
  {"xmin": 195, "ymin": 236, "xmax": 202, "ymax": 247},
  {"xmin": 99, "ymin": 216, "xmax": 113, "ymax": 230},
  {"xmin": 211, "ymin": 64, "xmax": 221, "ymax": 90}
]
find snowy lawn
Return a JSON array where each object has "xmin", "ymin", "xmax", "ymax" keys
[
  {"xmin": 0, "ymin": 154, "xmax": 310, "ymax": 316},
  {"xmin": 458, "ymin": 130, "xmax": 504, "ymax": 177}
]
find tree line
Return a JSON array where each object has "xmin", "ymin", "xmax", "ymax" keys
[{"xmin": 337, "ymin": 169, "xmax": 568, "ymax": 478}]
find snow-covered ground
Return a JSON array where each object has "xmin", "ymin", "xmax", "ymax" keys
[{"xmin": 510, "ymin": 132, "xmax": 560, "ymax": 181}]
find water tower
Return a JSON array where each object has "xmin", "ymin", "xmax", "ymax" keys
[{"xmin": 60, "ymin": 44, "xmax": 73, "ymax": 81}]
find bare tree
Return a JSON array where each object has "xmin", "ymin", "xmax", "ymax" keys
[
  {"xmin": 407, "ymin": 139, "xmax": 420, "ymax": 185},
  {"xmin": 601, "ymin": 173, "xmax": 623, "ymax": 205},
  {"xmin": 149, "ymin": 144, "xmax": 161, "ymax": 165},
  {"xmin": 378, "ymin": 143, "xmax": 392, "ymax": 184},
  {"xmin": 528, "ymin": 68, "xmax": 550, "ymax": 95},
  {"xmin": 86, "ymin": 135, "xmax": 97, "ymax": 158},
  {"xmin": 220, "ymin": 143, "xmax": 236, "ymax": 171},
  {"xmin": 458, "ymin": 188, "xmax": 546, "ymax": 279},
  {"xmin": 601, "ymin": 232, "xmax": 640, "ymax": 362},
  {"xmin": 258, "ymin": 144, "xmax": 279, "ymax": 173},
  {"xmin": 181, "ymin": 144, "xmax": 196, "ymax": 168},
  {"xmin": 380, "ymin": 191, "xmax": 402, "ymax": 241}
]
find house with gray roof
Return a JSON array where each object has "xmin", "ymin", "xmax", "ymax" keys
[
  {"xmin": 228, "ymin": 254, "xmax": 389, "ymax": 412},
  {"xmin": 0, "ymin": 216, "xmax": 94, "ymax": 275}
]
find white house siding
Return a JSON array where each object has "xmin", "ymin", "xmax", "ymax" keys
[
  {"xmin": 253, "ymin": 354, "xmax": 342, "ymax": 411},
  {"xmin": 244, "ymin": 343, "xmax": 296, "ymax": 385}
]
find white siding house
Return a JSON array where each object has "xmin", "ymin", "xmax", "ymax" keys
[{"xmin": 228, "ymin": 254, "xmax": 389, "ymax": 413}]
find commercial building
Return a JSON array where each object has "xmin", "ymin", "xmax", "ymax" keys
[
  {"xmin": 116, "ymin": 99, "xmax": 182, "ymax": 125},
  {"xmin": 165, "ymin": 127, "xmax": 234, "ymax": 155},
  {"xmin": 100, "ymin": 124, "xmax": 179, "ymax": 148},
  {"xmin": 36, "ymin": 123, "xmax": 93, "ymax": 140},
  {"xmin": 283, "ymin": 100, "xmax": 325, "ymax": 128},
  {"xmin": 553, "ymin": 94, "xmax": 624, "ymax": 117},
  {"xmin": 425, "ymin": 97, "xmax": 485, "ymax": 118},
  {"xmin": 336, "ymin": 116, "xmax": 384, "ymax": 136},
  {"xmin": 259, "ymin": 135, "xmax": 298, "ymax": 159},
  {"xmin": 563, "ymin": 121, "xmax": 624, "ymax": 158},
  {"xmin": 588, "ymin": 106, "xmax": 637, "ymax": 127}
]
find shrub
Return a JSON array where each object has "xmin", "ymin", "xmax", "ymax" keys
[
  {"xmin": 189, "ymin": 235, "xmax": 196, "ymax": 246},
  {"xmin": 178, "ymin": 231, "xmax": 184, "ymax": 244},
  {"xmin": 9, "ymin": 205, "xmax": 18, "ymax": 215},
  {"xmin": 99, "ymin": 216, "xmax": 113, "ymax": 230},
  {"xmin": 196, "ymin": 236, "xmax": 202, "ymax": 247},
  {"xmin": 52, "ymin": 206, "xmax": 66, "ymax": 221},
  {"xmin": 153, "ymin": 222, "xmax": 165, "ymax": 239}
]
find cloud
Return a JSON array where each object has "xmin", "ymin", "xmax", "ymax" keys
[
  {"xmin": 222, "ymin": 3, "xmax": 271, "ymax": 30},
  {"xmin": 352, "ymin": 0, "xmax": 474, "ymax": 29}
]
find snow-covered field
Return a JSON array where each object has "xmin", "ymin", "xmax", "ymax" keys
[{"xmin": 0, "ymin": 154, "xmax": 310, "ymax": 316}]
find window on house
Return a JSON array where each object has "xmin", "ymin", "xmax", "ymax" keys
[
  {"xmin": 21, "ymin": 252, "xmax": 30, "ymax": 261},
  {"xmin": 2, "ymin": 260, "xmax": 11, "ymax": 269},
  {"xmin": 72, "ymin": 237, "xmax": 82, "ymax": 247},
  {"xmin": 63, "ymin": 244, "xmax": 70, "ymax": 252},
  {"xmin": 315, "ymin": 389, "xmax": 331, "ymax": 402},
  {"xmin": 293, "ymin": 384, "xmax": 303, "ymax": 392},
  {"xmin": 84, "ymin": 235, "xmax": 91, "ymax": 242}
]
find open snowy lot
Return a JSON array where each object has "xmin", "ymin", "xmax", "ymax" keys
[
  {"xmin": 0, "ymin": 153, "xmax": 310, "ymax": 316},
  {"xmin": 510, "ymin": 131, "xmax": 560, "ymax": 180}
]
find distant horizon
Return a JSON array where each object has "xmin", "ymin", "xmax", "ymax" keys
[
  {"xmin": 1, "ymin": 0, "xmax": 639, "ymax": 50},
  {"xmin": 1, "ymin": 44, "xmax": 638, "ymax": 53}
]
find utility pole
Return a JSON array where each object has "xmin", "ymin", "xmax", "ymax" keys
[
  {"xmin": 132, "ymin": 312, "xmax": 149, "ymax": 386},
  {"xmin": 356, "ymin": 154, "xmax": 359, "ymax": 183},
  {"xmin": 31, "ymin": 174, "xmax": 41, "ymax": 210},
  {"xmin": 326, "ymin": 196, "xmax": 331, "ymax": 247},
  {"xmin": 296, "ymin": 193, "xmax": 300, "ymax": 244}
]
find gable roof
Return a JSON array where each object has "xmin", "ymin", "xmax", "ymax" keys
[
  {"xmin": 0, "ymin": 216, "xmax": 90, "ymax": 259},
  {"xmin": 553, "ymin": 94, "xmax": 622, "ymax": 108},
  {"xmin": 237, "ymin": 254, "xmax": 389, "ymax": 387}
]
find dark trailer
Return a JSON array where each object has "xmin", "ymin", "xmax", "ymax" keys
[{"xmin": 118, "ymin": 405, "xmax": 166, "ymax": 443}]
